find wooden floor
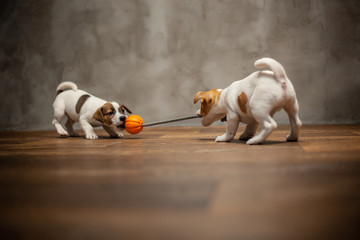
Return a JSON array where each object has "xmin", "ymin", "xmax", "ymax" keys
[{"xmin": 0, "ymin": 125, "xmax": 360, "ymax": 240}]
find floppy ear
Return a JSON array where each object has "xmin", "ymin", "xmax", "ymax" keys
[
  {"xmin": 93, "ymin": 107, "xmax": 104, "ymax": 123},
  {"xmin": 119, "ymin": 105, "xmax": 132, "ymax": 114},
  {"xmin": 194, "ymin": 91, "xmax": 205, "ymax": 104}
]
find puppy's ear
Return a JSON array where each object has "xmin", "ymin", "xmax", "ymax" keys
[
  {"xmin": 93, "ymin": 107, "xmax": 104, "ymax": 123},
  {"xmin": 119, "ymin": 105, "xmax": 132, "ymax": 114},
  {"xmin": 194, "ymin": 91, "xmax": 205, "ymax": 104}
]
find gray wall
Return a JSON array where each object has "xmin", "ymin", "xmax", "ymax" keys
[{"xmin": 1, "ymin": 0, "xmax": 359, "ymax": 130}]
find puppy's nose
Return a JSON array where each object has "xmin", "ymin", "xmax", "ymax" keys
[{"xmin": 120, "ymin": 116, "xmax": 126, "ymax": 122}]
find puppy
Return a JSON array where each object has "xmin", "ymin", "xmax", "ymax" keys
[
  {"xmin": 52, "ymin": 81, "xmax": 132, "ymax": 139},
  {"xmin": 194, "ymin": 58, "xmax": 302, "ymax": 145}
]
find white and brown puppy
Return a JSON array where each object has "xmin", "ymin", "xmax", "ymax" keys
[
  {"xmin": 52, "ymin": 81, "xmax": 132, "ymax": 139},
  {"xmin": 194, "ymin": 58, "xmax": 302, "ymax": 145}
]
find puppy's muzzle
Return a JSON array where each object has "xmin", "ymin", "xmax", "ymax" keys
[{"xmin": 117, "ymin": 116, "xmax": 127, "ymax": 129}]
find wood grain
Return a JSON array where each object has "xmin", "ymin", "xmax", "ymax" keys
[{"xmin": 0, "ymin": 125, "xmax": 359, "ymax": 239}]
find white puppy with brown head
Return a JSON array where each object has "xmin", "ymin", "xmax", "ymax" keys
[
  {"xmin": 52, "ymin": 81, "xmax": 132, "ymax": 139},
  {"xmin": 194, "ymin": 58, "xmax": 302, "ymax": 145}
]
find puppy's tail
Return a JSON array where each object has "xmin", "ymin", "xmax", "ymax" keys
[
  {"xmin": 255, "ymin": 58, "xmax": 287, "ymax": 87},
  {"xmin": 56, "ymin": 81, "xmax": 78, "ymax": 96}
]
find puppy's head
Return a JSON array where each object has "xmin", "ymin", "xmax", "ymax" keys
[
  {"xmin": 194, "ymin": 89, "xmax": 226, "ymax": 126},
  {"xmin": 93, "ymin": 102, "xmax": 132, "ymax": 129}
]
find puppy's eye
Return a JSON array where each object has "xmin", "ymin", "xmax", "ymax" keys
[{"xmin": 106, "ymin": 111, "xmax": 114, "ymax": 115}]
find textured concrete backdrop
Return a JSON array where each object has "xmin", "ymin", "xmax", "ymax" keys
[{"xmin": 1, "ymin": 0, "xmax": 359, "ymax": 130}]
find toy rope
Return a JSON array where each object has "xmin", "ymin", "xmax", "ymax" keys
[{"xmin": 142, "ymin": 115, "xmax": 201, "ymax": 127}]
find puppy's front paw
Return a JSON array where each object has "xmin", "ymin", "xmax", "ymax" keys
[
  {"xmin": 110, "ymin": 133, "xmax": 124, "ymax": 138},
  {"xmin": 86, "ymin": 133, "xmax": 98, "ymax": 140},
  {"xmin": 246, "ymin": 137, "xmax": 262, "ymax": 145},
  {"xmin": 215, "ymin": 135, "xmax": 231, "ymax": 142}
]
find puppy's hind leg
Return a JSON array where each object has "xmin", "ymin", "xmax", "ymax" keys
[
  {"xmin": 52, "ymin": 107, "xmax": 69, "ymax": 136},
  {"xmin": 103, "ymin": 125, "xmax": 123, "ymax": 138},
  {"xmin": 239, "ymin": 121, "xmax": 259, "ymax": 140},
  {"xmin": 65, "ymin": 116, "xmax": 79, "ymax": 137},
  {"xmin": 284, "ymin": 99, "xmax": 302, "ymax": 142},
  {"xmin": 246, "ymin": 112, "xmax": 277, "ymax": 145}
]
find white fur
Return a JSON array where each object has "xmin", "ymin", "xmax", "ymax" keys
[
  {"xmin": 52, "ymin": 82, "xmax": 128, "ymax": 139},
  {"xmin": 196, "ymin": 58, "xmax": 302, "ymax": 145}
]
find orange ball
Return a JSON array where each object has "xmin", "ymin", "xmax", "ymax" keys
[{"xmin": 125, "ymin": 115, "xmax": 144, "ymax": 134}]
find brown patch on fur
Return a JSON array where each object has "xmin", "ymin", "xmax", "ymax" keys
[
  {"xmin": 119, "ymin": 104, "xmax": 132, "ymax": 114},
  {"xmin": 238, "ymin": 92, "xmax": 248, "ymax": 113},
  {"xmin": 56, "ymin": 89, "xmax": 63, "ymax": 96},
  {"xmin": 194, "ymin": 89, "xmax": 222, "ymax": 116},
  {"xmin": 56, "ymin": 88, "xmax": 71, "ymax": 96},
  {"xmin": 93, "ymin": 103, "xmax": 115, "ymax": 125},
  {"xmin": 75, "ymin": 94, "xmax": 91, "ymax": 113}
]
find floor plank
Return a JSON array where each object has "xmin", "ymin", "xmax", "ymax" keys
[{"xmin": 0, "ymin": 125, "xmax": 360, "ymax": 240}]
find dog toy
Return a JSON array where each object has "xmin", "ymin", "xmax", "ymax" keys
[
  {"xmin": 124, "ymin": 115, "xmax": 144, "ymax": 134},
  {"xmin": 125, "ymin": 115, "xmax": 201, "ymax": 134}
]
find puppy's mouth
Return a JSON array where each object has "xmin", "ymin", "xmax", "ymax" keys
[{"xmin": 117, "ymin": 123, "xmax": 126, "ymax": 130}]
